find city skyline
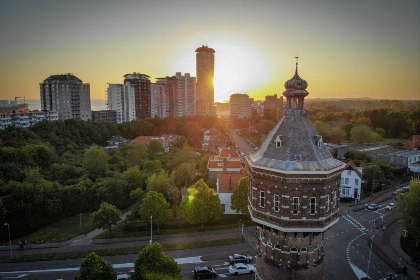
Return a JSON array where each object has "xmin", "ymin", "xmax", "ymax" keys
[{"xmin": 0, "ymin": 0, "xmax": 419, "ymax": 102}]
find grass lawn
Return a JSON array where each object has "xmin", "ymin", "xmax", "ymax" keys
[
  {"xmin": 400, "ymin": 236, "xmax": 420, "ymax": 260},
  {"xmin": 96, "ymin": 214, "xmax": 254, "ymax": 239},
  {"xmin": 4, "ymin": 212, "xmax": 95, "ymax": 245},
  {"xmin": 379, "ymin": 138, "xmax": 409, "ymax": 147},
  {"xmin": 0, "ymin": 237, "xmax": 244, "ymax": 263}
]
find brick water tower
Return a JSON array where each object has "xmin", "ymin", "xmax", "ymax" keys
[{"xmin": 246, "ymin": 59, "xmax": 345, "ymax": 279}]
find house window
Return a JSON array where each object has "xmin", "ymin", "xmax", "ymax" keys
[
  {"xmin": 332, "ymin": 192, "xmax": 337, "ymax": 209},
  {"xmin": 274, "ymin": 195, "xmax": 280, "ymax": 212},
  {"xmin": 345, "ymin": 178, "xmax": 349, "ymax": 184},
  {"xmin": 310, "ymin": 197, "xmax": 316, "ymax": 215},
  {"xmin": 292, "ymin": 197, "xmax": 299, "ymax": 215},
  {"xmin": 260, "ymin": 191, "xmax": 265, "ymax": 208},
  {"xmin": 326, "ymin": 195, "xmax": 330, "ymax": 212},
  {"xmin": 347, "ymin": 170, "xmax": 351, "ymax": 175},
  {"xmin": 341, "ymin": 178, "xmax": 344, "ymax": 184},
  {"xmin": 355, "ymin": 179, "xmax": 359, "ymax": 185}
]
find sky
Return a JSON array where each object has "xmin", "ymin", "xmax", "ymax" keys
[{"xmin": 0, "ymin": 0, "xmax": 419, "ymax": 103}]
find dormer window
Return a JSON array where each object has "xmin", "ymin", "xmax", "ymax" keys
[
  {"xmin": 275, "ymin": 135, "xmax": 284, "ymax": 148},
  {"xmin": 314, "ymin": 135, "xmax": 323, "ymax": 148}
]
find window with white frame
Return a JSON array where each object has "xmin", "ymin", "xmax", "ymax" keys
[
  {"xmin": 326, "ymin": 195, "xmax": 330, "ymax": 212},
  {"xmin": 347, "ymin": 170, "xmax": 351, "ymax": 175},
  {"xmin": 274, "ymin": 194, "xmax": 280, "ymax": 212},
  {"xmin": 341, "ymin": 178, "xmax": 344, "ymax": 184},
  {"xmin": 292, "ymin": 197, "xmax": 299, "ymax": 215},
  {"xmin": 260, "ymin": 191, "xmax": 265, "ymax": 208},
  {"xmin": 310, "ymin": 197, "xmax": 316, "ymax": 215},
  {"xmin": 332, "ymin": 191, "xmax": 337, "ymax": 209},
  {"xmin": 355, "ymin": 179, "xmax": 359, "ymax": 185},
  {"xmin": 345, "ymin": 178, "xmax": 349, "ymax": 184}
]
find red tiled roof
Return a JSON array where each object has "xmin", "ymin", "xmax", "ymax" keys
[
  {"xmin": 220, "ymin": 148, "xmax": 239, "ymax": 158},
  {"xmin": 343, "ymin": 161, "xmax": 362, "ymax": 178},
  {"xmin": 218, "ymin": 173, "xmax": 248, "ymax": 193},
  {"xmin": 226, "ymin": 161, "xmax": 242, "ymax": 168},
  {"xmin": 208, "ymin": 160, "xmax": 224, "ymax": 168}
]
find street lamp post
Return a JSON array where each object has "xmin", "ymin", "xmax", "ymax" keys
[
  {"xmin": 4, "ymin": 223, "xmax": 13, "ymax": 258},
  {"xmin": 241, "ymin": 224, "xmax": 244, "ymax": 240},
  {"xmin": 150, "ymin": 215, "xmax": 153, "ymax": 244},
  {"xmin": 79, "ymin": 213, "xmax": 82, "ymax": 235}
]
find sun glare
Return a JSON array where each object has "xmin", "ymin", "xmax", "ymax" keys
[{"xmin": 213, "ymin": 43, "xmax": 270, "ymax": 102}]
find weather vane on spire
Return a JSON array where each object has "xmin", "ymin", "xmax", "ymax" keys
[{"xmin": 295, "ymin": 53, "xmax": 299, "ymax": 74}]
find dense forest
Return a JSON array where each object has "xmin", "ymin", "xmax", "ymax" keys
[{"xmin": 0, "ymin": 116, "xmax": 222, "ymax": 240}]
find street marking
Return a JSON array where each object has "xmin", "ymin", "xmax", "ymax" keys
[
  {"xmin": 1, "ymin": 275, "xmax": 28, "ymax": 279},
  {"xmin": 175, "ymin": 256, "xmax": 204, "ymax": 264},
  {"xmin": 349, "ymin": 262, "xmax": 368, "ymax": 279}
]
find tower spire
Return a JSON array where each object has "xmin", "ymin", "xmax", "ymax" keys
[{"xmin": 295, "ymin": 54, "xmax": 299, "ymax": 74}]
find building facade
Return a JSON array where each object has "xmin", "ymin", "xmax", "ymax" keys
[
  {"xmin": 230, "ymin": 93, "xmax": 253, "ymax": 119},
  {"xmin": 340, "ymin": 161, "xmax": 362, "ymax": 201},
  {"xmin": 156, "ymin": 76, "xmax": 178, "ymax": 118},
  {"xmin": 107, "ymin": 83, "xmax": 136, "ymax": 123},
  {"xmin": 264, "ymin": 94, "xmax": 284, "ymax": 112},
  {"xmin": 0, "ymin": 110, "xmax": 59, "ymax": 129},
  {"xmin": 246, "ymin": 63, "xmax": 345, "ymax": 279},
  {"xmin": 175, "ymin": 72, "xmax": 196, "ymax": 116},
  {"xmin": 217, "ymin": 173, "xmax": 247, "ymax": 214},
  {"xmin": 40, "ymin": 74, "xmax": 91, "ymax": 121},
  {"xmin": 123, "ymin": 73, "xmax": 151, "ymax": 119},
  {"xmin": 196, "ymin": 45, "xmax": 215, "ymax": 116},
  {"xmin": 150, "ymin": 83, "xmax": 168, "ymax": 118},
  {"xmin": 92, "ymin": 110, "xmax": 117, "ymax": 123}
]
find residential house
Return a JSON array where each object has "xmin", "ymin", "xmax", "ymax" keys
[
  {"xmin": 217, "ymin": 173, "xmax": 247, "ymax": 214},
  {"xmin": 106, "ymin": 135, "xmax": 130, "ymax": 148},
  {"xmin": 340, "ymin": 161, "xmax": 363, "ymax": 201}
]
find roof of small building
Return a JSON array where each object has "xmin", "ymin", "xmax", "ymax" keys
[
  {"xmin": 220, "ymin": 148, "xmax": 239, "ymax": 158},
  {"xmin": 343, "ymin": 161, "xmax": 362, "ymax": 178},
  {"xmin": 107, "ymin": 135, "xmax": 129, "ymax": 143},
  {"xmin": 217, "ymin": 173, "xmax": 247, "ymax": 193},
  {"xmin": 226, "ymin": 161, "xmax": 242, "ymax": 168},
  {"xmin": 132, "ymin": 136, "xmax": 167, "ymax": 144}
]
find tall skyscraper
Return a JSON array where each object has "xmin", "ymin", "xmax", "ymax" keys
[
  {"xmin": 40, "ymin": 74, "xmax": 91, "ymax": 121},
  {"xmin": 196, "ymin": 45, "xmax": 215, "ymax": 116},
  {"xmin": 246, "ymin": 62, "xmax": 345, "ymax": 279},
  {"xmin": 123, "ymin": 73, "xmax": 151, "ymax": 119},
  {"xmin": 264, "ymin": 94, "xmax": 283, "ymax": 111}
]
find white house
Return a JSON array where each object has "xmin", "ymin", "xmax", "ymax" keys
[
  {"xmin": 216, "ymin": 173, "xmax": 247, "ymax": 214},
  {"xmin": 340, "ymin": 161, "xmax": 363, "ymax": 201}
]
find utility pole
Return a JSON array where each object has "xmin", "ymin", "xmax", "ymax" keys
[
  {"xmin": 150, "ymin": 215, "xmax": 153, "ymax": 244},
  {"xmin": 4, "ymin": 223, "xmax": 13, "ymax": 258}
]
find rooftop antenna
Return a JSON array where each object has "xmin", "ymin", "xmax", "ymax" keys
[{"xmin": 295, "ymin": 53, "xmax": 299, "ymax": 74}]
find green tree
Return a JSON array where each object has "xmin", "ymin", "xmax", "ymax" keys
[
  {"xmin": 174, "ymin": 135, "xmax": 187, "ymax": 148},
  {"xmin": 131, "ymin": 243, "xmax": 181, "ymax": 280},
  {"xmin": 149, "ymin": 139, "xmax": 165, "ymax": 154},
  {"xmin": 362, "ymin": 165, "xmax": 384, "ymax": 194},
  {"xmin": 179, "ymin": 179, "xmax": 223, "ymax": 229},
  {"xmin": 74, "ymin": 252, "xmax": 117, "ymax": 280},
  {"xmin": 263, "ymin": 108, "xmax": 280, "ymax": 123},
  {"xmin": 139, "ymin": 191, "xmax": 171, "ymax": 233},
  {"xmin": 82, "ymin": 146, "xmax": 108, "ymax": 180},
  {"xmin": 350, "ymin": 125, "xmax": 374, "ymax": 143},
  {"xmin": 174, "ymin": 163, "xmax": 196, "ymax": 189},
  {"xmin": 143, "ymin": 160, "xmax": 162, "ymax": 175},
  {"xmin": 147, "ymin": 170, "xmax": 175, "ymax": 199},
  {"xmin": 199, "ymin": 154, "xmax": 211, "ymax": 173},
  {"xmin": 122, "ymin": 166, "xmax": 146, "ymax": 191},
  {"xmin": 125, "ymin": 143, "xmax": 150, "ymax": 168},
  {"xmin": 231, "ymin": 176, "xmax": 249, "ymax": 215},
  {"xmin": 91, "ymin": 202, "xmax": 121, "ymax": 237},
  {"xmin": 171, "ymin": 144, "xmax": 198, "ymax": 168},
  {"xmin": 396, "ymin": 180, "xmax": 420, "ymax": 246}
]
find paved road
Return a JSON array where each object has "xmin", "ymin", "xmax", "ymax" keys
[{"xmin": 0, "ymin": 243, "xmax": 256, "ymax": 280}]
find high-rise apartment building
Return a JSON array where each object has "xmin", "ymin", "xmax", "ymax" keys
[
  {"xmin": 40, "ymin": 74, "xmax": 91, "ymax": 121},
  {"xmin": 175, "ymin": 72, "xmax": 196, "ymax": 116},
  {"xmin": 123, "ymin": 73, "xmax": 151, "ymax": 119},
  {"xmin": 156, "ymin": 76, "xmax": 178, "ymax": 118},
  {"xmin": 229, "ymin": 93, "xmax": 253, "ymax": 119},
  {"xmin": 150, "ymin": 83, "xmax": 168, "ymax": 118},
  {"xmin": 107, "ymin": 83, "xmax": 136, "ymax": 123},
  {"xmin": 196, "ymin": 45, "xmax": 215, "ymax": 116}
]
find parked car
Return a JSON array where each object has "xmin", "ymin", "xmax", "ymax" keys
[
  {"xmin": 192, "ymin": 266, "xmax": 217, "ymax": 279},
  {"xmin": 401, "ymin": 186, "xmax": 411, "ymax": 193},
  {"xmin": 385, "ymin": 203, "xmax": 395, "ymax": 210},
  {"xmin": 228, "ymin": 263, "xmax": 255, "ymax": 275},
  {"xmin": 367, "ymin": 204, "xmax": 378, "ymax": 211},
  {"xmin": 229, "ymin": 253, "xmax": 252, "ymax": 263}
]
